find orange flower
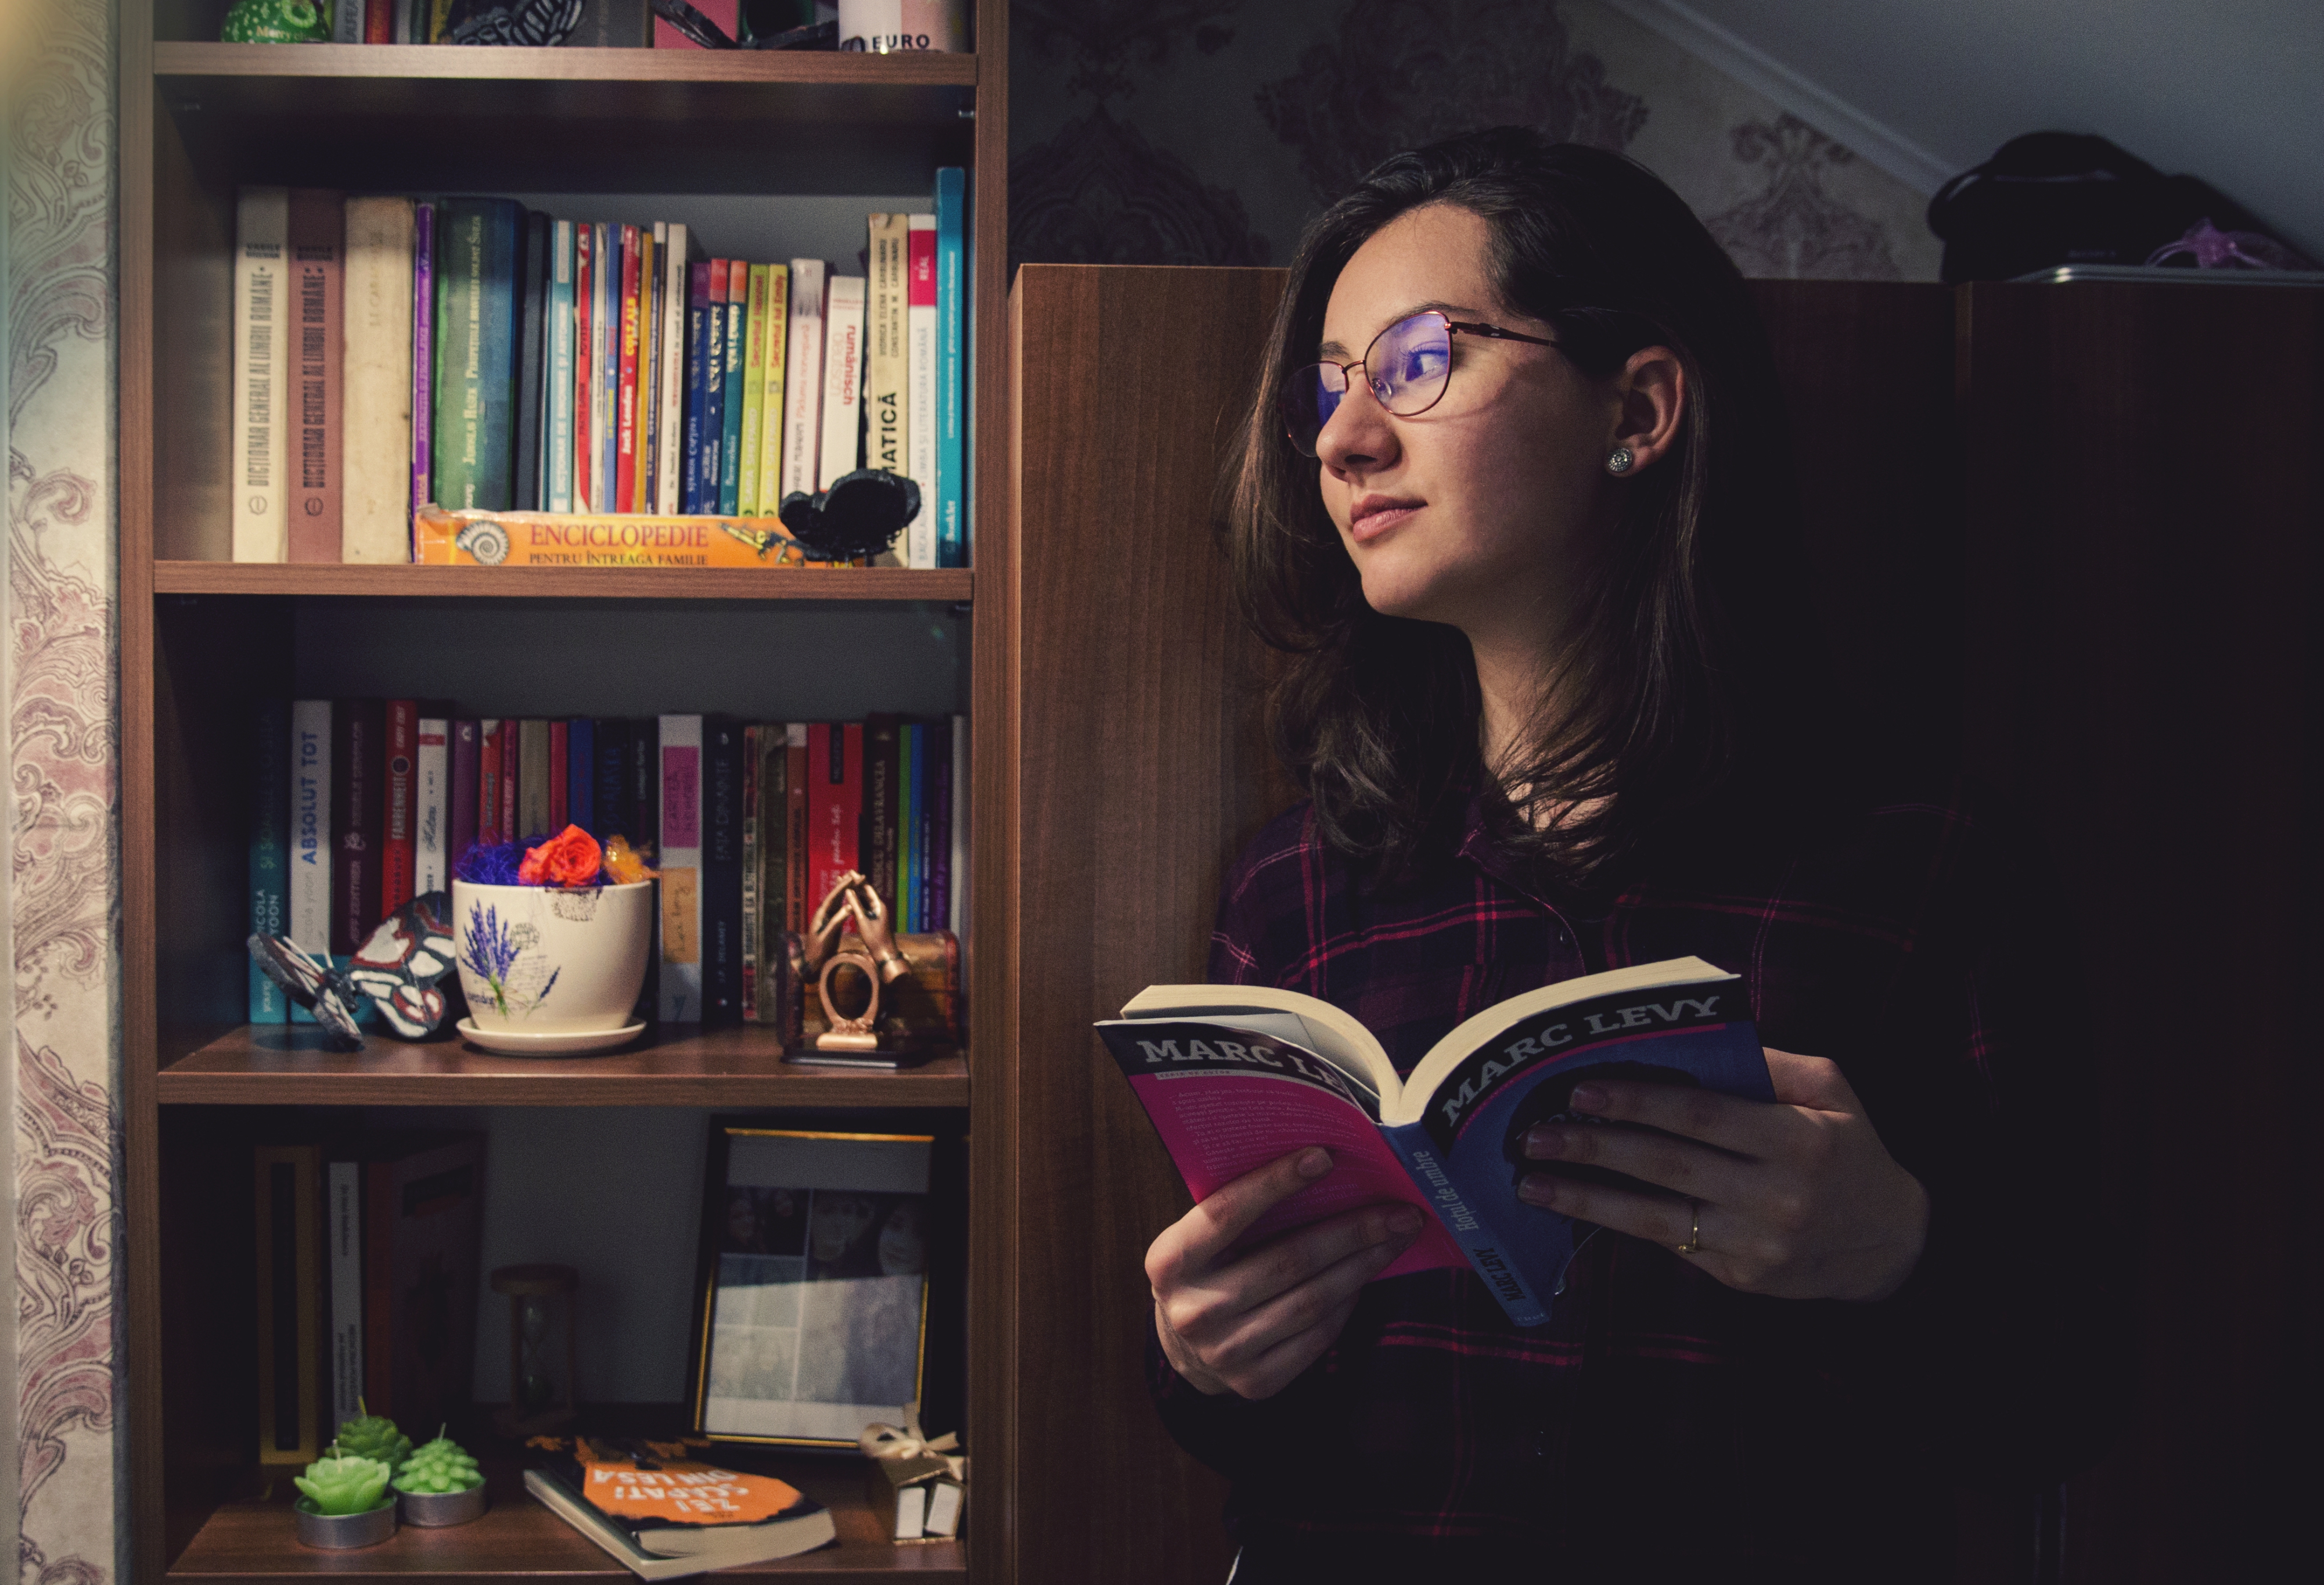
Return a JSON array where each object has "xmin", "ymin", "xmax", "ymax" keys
[
  {"xmin": 601, "ymin": 834, "xmax": 660, "ymax": 884},
  {"xmin": 519, "ymin": 825, "xmax": 603, "ymax": 887}
]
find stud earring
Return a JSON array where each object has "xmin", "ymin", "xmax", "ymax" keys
[{"xmin": 1606, "ymin": 447, "xmax": 1635, "ymax": 475}]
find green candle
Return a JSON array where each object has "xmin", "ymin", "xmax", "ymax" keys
[
  {"xmin": 334, "ymin": 1400, "xmax": 413, "ymax": 1469},
  {"xmin": 393, "ymin": 1425, "xmax": 484, "ymax": 1495},
  {"xmin": 293, "ymin": 1450, "xmax": 392, "ymax": 1516}
]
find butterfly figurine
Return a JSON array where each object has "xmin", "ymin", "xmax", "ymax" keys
[{"xmin": 247, "ymin": 891, "xmax": 462, "ymax": 1051}]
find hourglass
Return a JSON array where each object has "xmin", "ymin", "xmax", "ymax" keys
[{"xmin": 489, "ymin": 1264, "xmax": 578, "ymax": 1437}]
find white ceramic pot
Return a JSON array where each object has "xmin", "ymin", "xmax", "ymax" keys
[{"xmin": 451, "ymin": 880, "xmax": 652, "ymax": 1035}]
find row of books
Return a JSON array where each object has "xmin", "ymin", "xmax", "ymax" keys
[
  {"xmin": 228, "ymin": 175, "xmax": 968, "ymax": 567},
  {"xmin": 314, "ymin": 0, "xmax": 826, "ymax": 48},
  {"xmin": 249, "ymin": 705, "xmax": 967, "ymax": 1027}
]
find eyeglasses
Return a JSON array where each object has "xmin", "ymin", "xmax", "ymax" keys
[{"xmin": 1280, "ymin": 310, "xmax": 1560, "ymax": 458}]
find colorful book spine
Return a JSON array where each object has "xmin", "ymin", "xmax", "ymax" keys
[
  {"xmin": 287, "ymin": 188, "xmax": 346, "ymax": 564},
  {"xmin": 380, "ymin": 699, "xmax": 418, "ymax": 918},
  {"xmin": 232, "ymin": 186, "xmax": 290, "ymax": 562},
  {"xmin": 807, "ymin": 721, "xmax": 862, "ymax": 918},
  {"xmin": 756, "ymin": 264, "xmax": 789, "ymax": 515},
  {"xmin": 866, "ymin": 213, "xmax": 908, "ymax": 496},
  {"xmin": 592, "ymin": 718, "xmax": 628, "ymax": 844},
  {"xmin": 332, "ymin": 699, "xmax": 384, "ymax": 955},
  {"xmin": 702, "ymin": 716, "xmax": 743, "ymax": 1027},
  {"xmin": 519, "ymin": 718, "xmax": 551, "ymax": 839},
  {"xmin": 784, "ymin": 723, "xmax": 808, "ymax": 932},
  {"xmin": 905, "ymin": 214, "xmax": 939, "ymax": 569},
  {"xmin": 750, "ymin": 726, "xmax": 787, "ymax": 1023},
  {"xmin": 548, "ymin": 719, "xmax": 570, "ymax": 832},
  {"xmin": 616, "ymin": 222, "xmax": 643, "ymax": 513},
  {"xmin": 415, "ymin": 716, "xmax": 448, "ymax": 896},
  {"xmin": 817, "ymin": 275, "xmax": 866, "ymax": 493},
  {"xmin": 547, "ymin": 219, "xmax": 575, "ymax": 513},
  {"xmin": 567, "ymin": 716, "xmax": 595, "ymax": 838},
  {"xmin": 718, "ymin": 262, "xmax": 747, "ymax": 515},
  {"xmin": 862, "ymin": 713, "xmax": 900, "ymax": 910},
  {"xmin": 657, "ymin": 714, "xmax": 703, "ymax": 1023},
  {"xmin": 934, "ymin": 167, "xmax": 966, "ymax": 566},
  {"xmin": 477, "ymin": 718, "xmax": 504, "ymax": 847},
  {"xmin": 431, "ymin": 197, "xmax": 521, "ymax": 511},
  {"xmin": 514, "ymin": 209, "xmax": 550, "ymax": 511},
  {"xmin": 738, "ymin": 264, "xmax": 769, "ymax": 515},
  {"xmin": 701, "ymin": 260, "xmax": 729, "ymax": 513},
  {"xmin": 573, "ymin": 222, "xmax": 594, "ymax": 511},
  {"xmin": 449, "ymin": 719, "xmax": 479, "ymax": 863},
  {"xmin": 288, "ymin": 699, "xmax": 332, "ymax": 996},
  {"xmin": 250, "ymin": 699, "xmax": 291, "ymax": 1022},
  {"xmin": 740, "ymin": 724, "xmax": 762, "ymax": 1023},
  {"xmin": 945, "ymin": 714, "xmax": 965, "ymax": 935},
  {"xmin": 640, "ymin": 223, "xmax": 664, "ymax": 516},
  {"xmin": 683, "ymin": 262, "xmax": 711, "ymax": 515},
  {"xmin": 342, "ymin": 196, "xmax": 417, "ymax": 563},
  {"xmin": 656, "ymin": 223, "xmax": 692, "ymax": 515},
  {"xmin": 596, "ymin": 222, "xmax": 619, "ymax": 513},
  {"xmin": 410, "ymin": 200, "xmax": 434, "ymax": 515},
  {"xmin": 779, "ymin": 259, "xmax": 825, "ymax": 503},
  {"xmin": 897, "ymin": 718, "xmax": 918, "ymax": 932}
]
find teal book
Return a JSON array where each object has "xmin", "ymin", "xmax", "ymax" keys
[
  {"xmin": 431, "ymin": 197, "xmax": 522, "ymax": 511},
  {"xmin": 249, "ymin": 698, "xmax": 290, "ymax": 1023},
  {"xmin": 718, "ymin": 265, "xmax": 746, "ymax": 515},
  {"xmin": 934, "ymin": 167, "xmax": 966, "ymax": 566},
  {"xmin": 547, "ymin": 218, "xmax": 575, "ymax": 512}
]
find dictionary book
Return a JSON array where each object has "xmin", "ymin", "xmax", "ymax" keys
[{"xmin": 1096, "ymin": 957, "xmax": 1772, "ymax": 1327}]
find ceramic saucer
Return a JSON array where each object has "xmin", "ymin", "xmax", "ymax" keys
[{"xmin": 456, "ymin": 1018, "xmax": 646, "ymax": 1056}]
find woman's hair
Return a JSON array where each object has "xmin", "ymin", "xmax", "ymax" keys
[{"xmin": 1223, "ymin": 127, "xmax": 1832, "ymax": 888}]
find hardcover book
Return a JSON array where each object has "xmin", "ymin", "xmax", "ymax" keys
[
  {"xmin": 754, "ymin": 264, "xmax": 789, "ymax": 518},
  {"xmin": 737, "ymin": 264, "xmax": 769, "ymax": 516},
  {"xmin": 331, "ymin": 698, "xmax": 384, "ymax": 957},
  {"xmin": 415, "ymin": 717, "xmax": 448, "ymax": 896},
  {"xmin": 904, "ymin": 213, "xmax": 938, "ymax": 569},
  {"xmin": 778, "ymin": 259, "xmax": 825, "ymax": 504},
  {"xmin": 684, "ymin": 261, "xmax": 713, "ymax": 515},
  {"xmin": 431, "ymin": 197, "xmax": 522, "ymax": 511},
  {"xmin": 523, "ymin": 1446, "xmax": 834, "ymax": 1577},
  {"xmin": 568, "ymin": 716, "xmax": 596, "ymax": 838},
  {"xmin": 617, "ymin": 223, "xmax": 644, "ymax": 513},
  {"xmin": 515, "ymin": 209, "xmax": 551, "ymax": 512},
  {"xmin": 1098, "ymin": 958, "xmax": 1773, "ymax": 1328},
  {"xmin": 702, "ymin": 717, "xmax": 744, "ymax": 1026},
  {"xmin": 548, "ymin": 218, "xmax": 577, "ymax": 513},
  {"xmin": 659, "ymin": 714, "xmax": 705, "ymax": 1023},
  {"xmin": 520, "ymin": 717, "xmax": 552, "ymax": 839},
  {"xmin": 380, "ymin": 699, "xmax": 418, "ymax": 917},
  {"xmin": 449, "ymin": 718, "xmax": 480, "ymax": 861},
  {"xmin": 815, "ymin": 275, "xmax": 866, "ymax": 493},
  {"xmin": 574, "ymin": 222, "xmax": 595, "ymax": 511},
  {"xmin": 933, "ymin": 168, "xmax": 965, "ymax": 567},
  {"xmin": 865, "ymin": 214, "xmax": 908, "ymax": 490},
  {"xmin": 718, "ymin": 262, "xmax": 748, "ymax": 515},
  {"xmin": 232, "ymin": 186, "xmax": 290, "ymax": 562},
  {"xmin": 656, "ymin": 224, "xmax": 696, "ymax": 515},
  {"xmin": 287, "ymin": 188, "xmax": 346, "ymax": 563},
  {"xmin": 250, "ymin": 698, "xmax": 291, "ymax": 1023},
  {"xmin": 805, "ymin": 722, "xmax": 861, "ymax": 920},
  {"xmin": 342, "ymin": 196, "xmax": 417, "ymax": 563},
  {"xmin": 410, "ymin": 200, "xmax": 435, "ymax": 518}
]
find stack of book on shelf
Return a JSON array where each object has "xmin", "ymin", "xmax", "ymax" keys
[
  {"xmin": 316, "ymin": 0, "xmax": 829, "ymax": 48},
  {"xmin": 228, "ymin": 172, "xmax": 968, "ymax": 568},
  {"xmin": 251, "ymin": 706, "xmax": 966, "ymax": 1034}
]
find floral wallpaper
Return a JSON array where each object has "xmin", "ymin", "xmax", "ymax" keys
[
  {"xmin": 1009, "ymin": 0, "xmax": 1942, "ymax": 281},
  {"xmin": 6, "ymin": 0, "xmax": 125, "ymax": 1580}
]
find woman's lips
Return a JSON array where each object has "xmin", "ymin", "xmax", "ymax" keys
[{"xmin": 1349, "ymin": 501, "xmax": 1420, "ymax": 542}]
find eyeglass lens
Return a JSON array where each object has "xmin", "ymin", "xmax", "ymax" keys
[{"xmin": 1282, "ymin": 312, "xmax": 1455, "ymax": 457}]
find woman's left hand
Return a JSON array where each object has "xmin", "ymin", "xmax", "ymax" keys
[{"xmin": 1517, "ymin": 1047, "xmax": 1930, "ymax": 1302}]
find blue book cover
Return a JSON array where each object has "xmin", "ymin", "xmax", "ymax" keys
[
  {"xmin": 592, "ymin": 718, "xmax": 629, "ymax": 843},
  {"xmin": 683, "ymin": 262, "xmax": 711, "ymax": 514},
  {"xmin": 1097, "ymin": 959, "xmax": 1772, "ymax": 1328},
  {"xmin": 700, "ymin": 263, "xmax": 728, "ymax": 513},
  {"xmin": 249, "ymin": 698, "xmax": 290, "ymax": 1023},
  {"xmin": 479, "ymin": 199, "xmax": 523, "ymax": 510},
  {"xmin": 718, "ymin": 279, "xmax": 746, "ymax": 515},
  {"xmin": 567, "ymin": 716, "xmax": 595, "ymax": 836},
  {"xmin": 547, "ymin": 218, "xmax": 575, "ymax": 512},
  {"xmin": 934, "ymin": 167, "xmax": 966, "ymax": 567}
]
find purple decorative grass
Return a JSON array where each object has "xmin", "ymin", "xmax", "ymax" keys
[{"xmin": 452, "ymin": 835, "xmax": 555, "ymax": 886}]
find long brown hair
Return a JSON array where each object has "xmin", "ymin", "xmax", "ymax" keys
[{"xmin": 1224, "ymin": 128, "xmax": 1831, "ymax": 888}]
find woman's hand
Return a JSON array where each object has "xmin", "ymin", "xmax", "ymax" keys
[
  {"xmin": 1517, "ymin": 1048, "xmax": 1930, "ymax": 1302},
  {"xmin": 1148, "ymin": 1146, "xmax": 1424, "ymax": 1399}
]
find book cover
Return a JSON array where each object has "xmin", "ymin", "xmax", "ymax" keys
[
  {"xmin": 902, "ymin": 718, "xmax": 924, "ymax": 933},
  {"xmin": 905, "ymin": 213, "xmax": 938, "ymax": 569},
  {"xmin": 597, "ymin": 222, "xmax": 620, "ymax": 514},
  {"xmin": 330, "ymin": 699, "xmax": 383, "ymax": 955},
  {"xmin": 617, "ymin": 222, "xmax": 643, "ymax": 513},
  {"xmin": 449, "ymin": 718, "xmax": 480, "ymax": 864},
  {"xmin": 519, "ymin": 718, "xmax": 552, "ymax": 839},
  {"xmin": 477, "ymin": 718, "xmax": 505, "ymax": 846},
  {"xmin": 361, "ymin": 0, "xmax": 388, "ymax": 41},
  {"xmin": 522, "ymin": 1454, "xmax": 834, "ymax": 1576},
  {"xmin": 738, "ymin": 264, "xmax": 769, "ymax": 515},
  {"xmin": 926, "ymin": 717, "xmax": 952, "ymax": 938},
  {"xmin": 755, "ymin": 264, "xmax": 789, "ymax": 516},
  {"xmin": 865, "ymin": 213, "xmax": 908, "ymax": 493},
  {"xmin": 894, "ymin": 719, "xmax": 916, "ymax": 932},
  {"xmin": 740, "ymin": 724, "xmax": 761, "ymax": 1023},
  {"xmin": 333, "ymin": 0, "xmax": 361, "ymax": 40},
  {"xmin": 631, "ymin": 715, "xmax": 661, "ymax": 1023},
  {"xmin": 656, "ymin": 223, "xmax": 695, "ymax": 515},
  {"xmin": 861, "ymin": 714, "xmax": 900, "ymax": 912},
  {"xmin": 432, "ymin": 197, "xmax": 523, "ymax": 511},
  {"xmin": 658, "ymin": 714, "xmax": 704, "ymax": 1023},
  {"xmin": 499, "ymin": 718, "xmax": 521, "ymax": 845},
  {"xmin": 779, "ymin": 259, "xmax": 825, "ymax": 502},
  {"xmin": 640, "ymin": 222, "xmax": 664, "ymax": 515},
  {"xmin": 325, "ymin": 1156, "xmax": 363, "ymax": 1437},
  {"xmin": 250, "ymin": 698, "xmax": 291, "ymax": 1022},
  {"xmin": 380, "ymin": 699, "xmax": 418, "ymax": 917},
  {"xmin": 593, "ymin": 717, "xmax": 630, "ymax": 844},
  {"xmin": 574, "ymin": 221, "xmax": 595, "ymax": 511},
  {"xmin": 701, "ymin": 260, "xmax": 730, "ymax": 515},
  {"xmin": 410, "ymin": 200, "xmax": 435, "ymax": 516},
  {"xmin": 549, "ymin": 718, "xmax": 571, "ymax": 832},
  {"xmin": 784, "ymin": 723, "xmax": 808, "ymax": 932},
  {"xmin": 652, "ymin": 0, "xmax": 735, "ymax": 46},
  {"xmin": 515, "ymin": 209, "xmax": 551, "ymax": 511},
  {"xmin": 945, "ymin": 715, "xmax": 965, "ymax": 936},
  {"xmin": 750, "ymin": 728, "xmax": 787, "ymax": 1022},
  {"xmin": 232, "ymin": 186, "xmax": 290, "ymax": 562},
  {"xmin": 815, "ymin": 275, "xmax": 866, "ymax": 493},
  {"xmin": 933, "ymin": 168, "xmax": 965, "ymax": 567},
  {"xmin": 548, "ymin": 218, "xmax": 576, "ymax": 513},
  {"xmin": 559, "ymin": 0, "xmax": 650, "ymax": 46},
  {"xmin": 343, "ymin": 196, "xmax": 414, "ymax": 563},
  {"xmin": 702, "ymin": 716, "xmax": 744, "ymax": 1026},
  {"xmin": 254, "ymin": 1145, "xmax": 324, "ymax": 1465},
  {"xmin": 391, "ymin": 0, "xmax": 412, "ymax": 42},
  {"xmin": 1099, "ymin": 959, "xmax": 1775, "ymax": 1328},
  {"xmin": 806, "ymin": 722, "xmax": 862, "ymax": 915},
  {"xmin": 361, "ymin": 1132, "xmax": 487, "ymax": 1437},
  {"xmin": 416, "ymin": 716, "xmax": 448, "ymax": 895},
  {"xmin": 413, "ymin": 506, "xmax": 810, "ymax": 567},
  {"xmin": 683, "ymin": 261, "xmax": 711, "ymax": 515},
  {"xmin": 718, "ymin": 263, "xmax": 748, "ymax": 515},
  {"xmin": 287, "ymin": 188, "xmax": 346, "ymax": 563},
  {"xmin": 568, "ymin": 716, "xmax": 596, "ymax": 838}
]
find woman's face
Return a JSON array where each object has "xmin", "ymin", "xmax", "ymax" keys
[
  {"xmin": 809, "ymin": 1192, "xmax": 877, "ymax": 1262},
  {"xmin": 877, "ymin": 1201, "xmax": 927, "ymax": 1276},
  {"xmin": 1311, "ymin": 204, "xmax": 1624, "ymax": 649}
]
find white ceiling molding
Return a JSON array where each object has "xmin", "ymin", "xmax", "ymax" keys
[{"xmin": 1599, "ymin": 0, "xmax": 1959, "ymax": 195}]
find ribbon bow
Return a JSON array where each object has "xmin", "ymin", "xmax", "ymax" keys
[{"xmin": 857, "ymin": 1401, "xmax": 966, "ymax": 1486}]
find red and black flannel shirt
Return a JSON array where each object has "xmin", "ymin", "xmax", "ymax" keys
[{"xmin": 1150, "ymin": 775, "xmax": 2120, "ymax": 1583}]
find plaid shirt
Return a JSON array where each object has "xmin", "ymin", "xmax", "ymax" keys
[{"xmin": 1150, "ymin": 777, "xmax": 2119, "ymax": 1582}]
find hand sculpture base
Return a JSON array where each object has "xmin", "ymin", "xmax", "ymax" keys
[{"xmin": 815, "ymin": 950, "xmax": 886, "ymax": 1051}]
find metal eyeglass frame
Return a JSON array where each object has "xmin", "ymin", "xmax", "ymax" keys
[{"xmin": 1282, "ymin": 309, "xmax": 1560, "ymax": 457}]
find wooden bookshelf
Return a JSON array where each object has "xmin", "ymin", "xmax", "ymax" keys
[{"xmin": 118, "ymin": 2, "xmax": 1014, "ymax": 1582}]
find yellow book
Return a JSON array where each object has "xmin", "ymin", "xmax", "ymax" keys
[
  {"xmin": 415, "ymin": 505, "xmax": 811, "ymax": 568},
  {"xmin": 739, "ymin": 263, "xmax": 771, "ymax": 515},
  {"xmin": 757, "ymin": 265, "xmax": 790, "ymax": 512}
]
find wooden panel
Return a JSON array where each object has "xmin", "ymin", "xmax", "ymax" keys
[
  {"xmin": 154, "ymin": 564, "xmax": 973, "ymax": 601},
  {"xmin": 1006, "ymin": 265, "xmax": 1294, "ymax": 1585},
  {"xmin": 150, "ymin": 78, "xmax": 232, "ymax": 562},
  {"xmin": 1958, "ymin": 281, "xmax": 2324, "ymax": 1583}
]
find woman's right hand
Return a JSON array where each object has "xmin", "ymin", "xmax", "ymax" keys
[{"xmin": 1146, "ymin": 1146, "xmax": 1425, "ymax": 1400}]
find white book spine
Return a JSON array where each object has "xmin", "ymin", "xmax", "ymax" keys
[
  {"xmin": 816, "ymin": 274, "xmax": 867, "ymax": 493},
  {"xmin": 905, "ymin": 214, "xmax": 938, "ymax": 569},
  {"xmin": 589, "ymin": 222, "xmax": 614, "ymax": 513},
  {"xmin": 232, "ymin": 186, "xmax": 291, "ymax": 562},
  {"xmin": 948, "ymin": 713, "xmax": 967, "ymax": 937},
  {"xmin": 641, "ymin": 220, "xmax": 665, "ymax": 511},
  {"xmin": 289, "ymin": 700, "xmax": 332, "ymax": 953},
  {"xmin": 780, "ymin": 260, "xmax": 826, "ymax": 502},
  {"xmin": 415, "ymin": 717, "xmax": 448, "ymax": 894},
  {"xmin": 657, "ymin": 713, "xmax": 704, "ymax": 1024},
  {"xmin": 326, "ymin": 1160, "xmax": 362, "ymax": 1433},
  {"xmin": 334, "ymin": 0, "xmax": 362, "ymax": 43},
  {"xmin": 656, "ymin": 224, "xmax": 691, "ymax": 515},
  {"xmin": 341, "ymin": 196, "xmax": 416, "ymax": 563}
]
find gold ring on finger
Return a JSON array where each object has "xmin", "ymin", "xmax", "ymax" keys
[{"xmin": 1674, "ymin": 1198, "xmax": 1702, "ymax": 1256}]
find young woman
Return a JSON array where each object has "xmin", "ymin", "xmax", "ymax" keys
[{"xmin": 1142, "ymin": 130, "xmax": 2117, "ymax": 1582}]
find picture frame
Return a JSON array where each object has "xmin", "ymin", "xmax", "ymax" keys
[{"xmin": 686, "ymin": 1119, "xmax": 943, "ymax": 1449}]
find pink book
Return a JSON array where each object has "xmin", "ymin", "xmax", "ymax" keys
[{"xmin": 653, "ymin": 0, "xmax": 736, "ymax": 47}]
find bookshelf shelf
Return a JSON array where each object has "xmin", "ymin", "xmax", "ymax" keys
[
  {"xmin": 157, "ymin": 1028, "xmax": 970, "ymax": 1108},
  {"xmin": 153, "ymin": 562, "xmax": 975, "ymax": 602}
]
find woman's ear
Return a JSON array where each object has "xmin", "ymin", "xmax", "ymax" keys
[{"xmin": 1610, "ymin": 347, "xmax": 1686, "ymax": 473}]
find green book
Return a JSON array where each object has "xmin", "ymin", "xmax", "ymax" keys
[
  {"xmin": 431, "ymin": 197, "xmax": 521, "ymax": 511},
  {"xmin": 718, "ymin": 264, "xmax": 747, "ymax": 515}
]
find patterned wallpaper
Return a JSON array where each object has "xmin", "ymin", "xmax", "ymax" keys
[
  {"xmin": 1009, "ymin": 0, "xmax": 1943, "ymax": 281},
  {"xmin": 6, "ymin": 0, "xmax": 125, "ymax": 1580}
]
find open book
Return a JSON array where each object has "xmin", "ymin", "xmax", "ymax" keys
[{"xmin": 1096, "ymin": 957, "xmax": 1771, "ymax": 1327}]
